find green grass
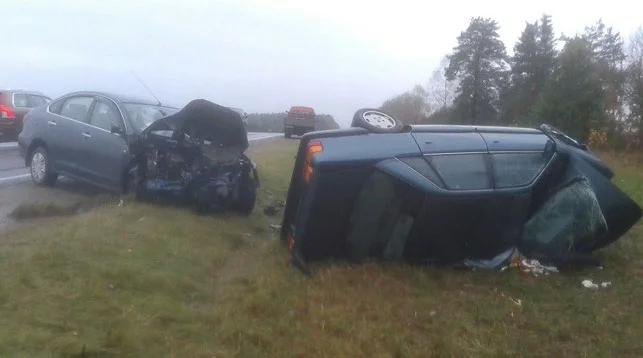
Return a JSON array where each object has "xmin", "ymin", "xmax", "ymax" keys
[{"xmin": 0, "ymin": 140, "xmax": 641, "ymax": 357}]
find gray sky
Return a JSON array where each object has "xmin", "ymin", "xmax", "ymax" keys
[{"xmin": 3, "ymin": 0, "xmax": 641, "ymax": 127}]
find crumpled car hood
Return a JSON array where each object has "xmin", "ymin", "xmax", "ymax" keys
[{"xmin": 142, "ymin": 98, "xmax": 249, "ymax": 152}]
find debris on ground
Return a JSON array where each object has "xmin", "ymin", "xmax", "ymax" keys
[
  {"xmin": 517, "ymin": 258, "xmax": 559, "ymax": 276},
  {"xmin": 269, "ymin": 224, "xmax": 282, "ymax": 231},
  {"xmin": 465, "ymin": 247, "xmax": 560, "ymax": 277},
  {"xmin": 582, "ymin": 279, "xmax": 599, "ymax": 289},
  {"xmin": 581, "ymin": 279, "xmax": 612, "ymax": 289}
]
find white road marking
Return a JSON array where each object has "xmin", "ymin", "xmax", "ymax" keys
[
  {"xmin": 0, "ymin": 142, "xmax": 17, "ymax": 149},
  {"xmin": 0, "ymin": 173, "xmax": 30, "ymax": 183}
]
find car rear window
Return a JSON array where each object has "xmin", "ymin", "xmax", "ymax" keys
[
  {"xmin": 491, "ymin": 153, "xmax": 548, "ymax": 188},
  {"xmin": 12, "ymin": 93, "xmax": 29, "ymax": 107},
  {"xmin": 428, "ymin": 154, "xmax": 491, "ymax": 190}
]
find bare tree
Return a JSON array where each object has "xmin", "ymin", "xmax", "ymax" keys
[
  {"xmin": 427, "ymin": 56, "xmax": 458, "ymax": 110},
  {"xmin": 624, "ymin": 27, "xmax": 643, "ymax": 148},
  {"xmin": 380, "ymin": 85, "xmax": 430, "ymax": 125}
]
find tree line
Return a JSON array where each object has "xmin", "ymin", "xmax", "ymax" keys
[
  {"xmin": 380, "ymin": 15, "xmax": 643, "ymax": 150},
  {"xmin": 245, "ymin": 112, "xmax": 340, "ymax": 132}
]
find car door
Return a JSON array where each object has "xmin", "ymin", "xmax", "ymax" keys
[
  {"xmin": 79, "ymin": 98, "xmax": 129, "ymax": 190},
  {"xmin": 49, "ymin": 95, "xmax": 96, "ymax": 177}
]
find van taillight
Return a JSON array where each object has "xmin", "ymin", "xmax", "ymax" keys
[{"xmin": 302, "ymin": 140, "xmax": 323, "ymax": 183}]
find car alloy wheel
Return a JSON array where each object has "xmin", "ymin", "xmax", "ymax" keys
[
  {"xmin": 351, "ymin": 108, "xmax": 403, "ymax": 133},
  {"xmin": 362, "ymin": 110, "xmax": 397, "ymax": 129},
  {"xmin": 30, "ymin": 151, "xmax": 47, "ymax": 183}
]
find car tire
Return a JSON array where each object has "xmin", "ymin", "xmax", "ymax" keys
[
  {"xmin": 236, "ymin": 165, "xmax": 257, "ymax": 215},
  {"xmin": 124, "ymin": 164, "xmax": 146, "ymax": 200},
  {"xmin": 29, "ymin": 147, "xmax": 58, "ymax": 186},
  {"xmin": 351, "ymin": 108, "xmax": 403, "ymax": 133}
]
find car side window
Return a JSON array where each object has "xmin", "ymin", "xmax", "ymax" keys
[
  {"xmin": 428, "ymin": 154, "xmax": 491, "ymax": 190},
  {"xmin": 28, "ymin": 95, "xmax": 49, "ymax": 107},
  {"xmin": 60, "ymin": 96, "xmax": 94, "ymax": 122},
  {"xmin": 48, "ymin": 99, "xmax": 65, "ymax": 114},
  {"xmin": 89, "ymin": 100, "xmax": 123, "ymax": 132},
  {"xmin": 13, "ymin": 93, "xmax": 29, "ymax": 107},
  {"xmin": 492, "ymin": 153, "xmax": 548, "ymax": 188}
]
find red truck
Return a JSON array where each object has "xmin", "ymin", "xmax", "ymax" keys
[{"xmin": 284, "ymin": 106, "xmax": 316, "ymax": 138}]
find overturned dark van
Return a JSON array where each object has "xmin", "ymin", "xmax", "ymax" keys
[{"xmin": 280, "ymin": 109, "xmax": 642, "ymax": 275}]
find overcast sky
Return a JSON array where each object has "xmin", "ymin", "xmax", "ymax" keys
[{"xmin": 3, "ymin": 0, "xmax": 641, "ymax": 127}]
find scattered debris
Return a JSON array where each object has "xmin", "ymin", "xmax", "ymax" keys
[
  {"xmin": 509, "ymin": 297, "xmax": 522, "ymax": 306},
  {"xmin": 518, "ymin": 258, "xmax": 559, "ymax": 276},
  {"xmin": 118, "ymin": 199, "xmax": 124, "ymax": 207},
  {"xmin": 582, "ymin": 279, "xmax": 612, "ymax": 289},
  {"xmin": 582, "ymin": 279, "xmax": 599, "ymax": 289},
  {"xmin": 269, "ymin": 224, "xmax": 282, "ymax": 231},
  {"xmin": 429, "ymin": 311, "xmax": 436, "ymax": 317},
  {"xmin": 138, "ymin": 217, "xmax": 145, "ymax": 222},
  {"xmin": 245, "ymin": 233, "xmax": 252, "ymax": 238}
]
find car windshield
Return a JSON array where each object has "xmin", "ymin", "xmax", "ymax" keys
[{"xmin": 123, "ymin": 102, "xmax": 179, "ymax": 132}]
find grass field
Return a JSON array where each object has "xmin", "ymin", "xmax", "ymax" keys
[{"xmin": 0, "ymin": 140, "xmax": 641, "ymax": 357}]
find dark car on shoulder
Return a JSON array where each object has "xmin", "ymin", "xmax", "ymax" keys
[
  {"xmin": 0, "ymin": 89, "xmax": 51, "ymax": 139},
  {"xmin": 281, "ymin": 109, "xmax": 643, "ymax": 275},
  {"xmin": 18, "ymin": 91, "xmax": 259, "ymax": 214}
]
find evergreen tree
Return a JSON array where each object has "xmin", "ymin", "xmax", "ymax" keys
[{"xmin": 446, "ymin": 17, "xmax": 508, "ymax": 125}]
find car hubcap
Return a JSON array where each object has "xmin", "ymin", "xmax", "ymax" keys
[
  {"xmin": 362, "ymin": 111, "xmax": 396, "ymax": 129},
  {"xmin": 31, "ymin": 152, "xmax": 46, "ymax": 182}
]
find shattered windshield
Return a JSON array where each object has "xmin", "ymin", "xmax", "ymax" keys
[{"xmin": 124, "ymin": 102, "xmax": 179, "ymax": 132}]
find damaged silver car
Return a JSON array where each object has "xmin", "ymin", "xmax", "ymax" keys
[{"xmin": 19, "ymin": 92, "xmax": 258, "ymax": 214}]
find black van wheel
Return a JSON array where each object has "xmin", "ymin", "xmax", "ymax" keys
[
  {"xmin": 351, "ymin": 108, "xmax": 403, "ymax": 133},
  {"xmin": 236, "ymin": 166, "xmax": 257, "ymax": 215}
]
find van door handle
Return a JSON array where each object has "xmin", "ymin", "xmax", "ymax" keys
[
  {"xmin": 47, "ymin": 120, "xmax": 56, "ymax": 126},
  {"xmin": 82, "ymin": 132, "xmax": 91, "ymax": 139}
]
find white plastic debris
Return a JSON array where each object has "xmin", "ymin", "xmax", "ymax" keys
[
  {"xmin": 520, "ymin": 259, "xmax": 559, "ymax": 276},
  {"xmin": 581, "ymin": 279, "xmax": 599, "ymax": 289},
  {"xmin": 269, "ymin": 224, "xmax": 282, "ymax": 231},
  {"xmin": 118, "ymin": 199, "xmax": 124, "ymax": 207},
  {"xmin": 600, "ymin": 281, "xmax": 612, "ymax": 288}
]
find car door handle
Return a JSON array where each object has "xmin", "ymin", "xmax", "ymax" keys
[
  {"xmin": 47, "ymin": 120, "xmax": 56, "ymax": 126},
  {"xmin": 82, "ymin": 132, "xmax": 91, "ymax": 139}
]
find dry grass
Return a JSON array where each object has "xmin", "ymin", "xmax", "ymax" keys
[{"xmin": 0, "ymin": 140, "xmax": 641, "ymax": 357}]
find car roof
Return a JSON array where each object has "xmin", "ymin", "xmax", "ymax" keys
[
  {"xmin": 60, "ymin": 91, "xmax": 165, "ymax": 106},
  {"xmin": 0, "ymin": 89, "xmax": 48, "ymax": 96}
]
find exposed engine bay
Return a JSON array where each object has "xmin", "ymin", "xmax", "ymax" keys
[{"xmin": 130, "ymin": 99, "xmax": 259, "ymax": 214}]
